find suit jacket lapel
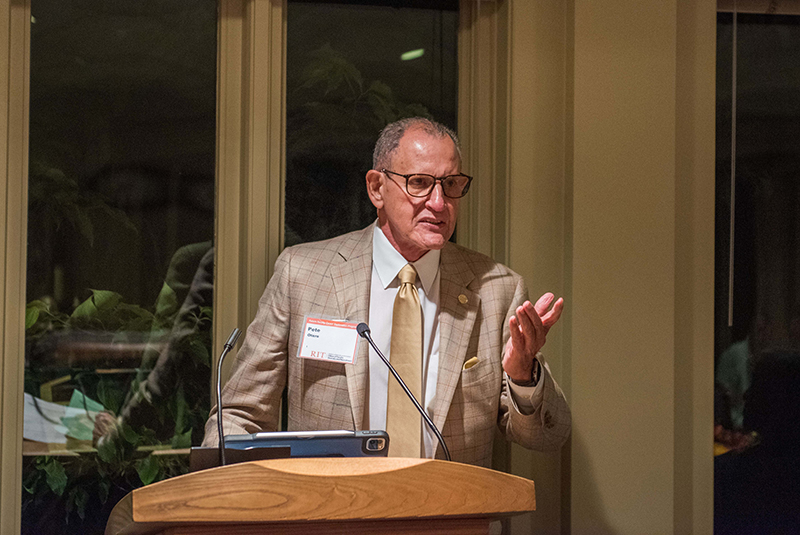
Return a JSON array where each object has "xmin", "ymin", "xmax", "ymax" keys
[
  {"xmin": 432, "ymin": 243, "xmax": 478, "ymax": 434},
  {"xmin": 329, "ymin": 225, "xmax": 373, "ymax": 430}
]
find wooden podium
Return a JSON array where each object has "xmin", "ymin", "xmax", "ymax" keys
[{"xmin": 105, "ymin": 457, "xmax": 536, "ymax": 535}]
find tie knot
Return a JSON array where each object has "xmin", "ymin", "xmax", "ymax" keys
[{"xmin": 398, "ymin": 263, "xmax": 417, "ymax": 285}]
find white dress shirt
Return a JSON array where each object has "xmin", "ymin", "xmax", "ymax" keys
[{"xmin": 365, "ymin": 224, "xmax": 441, "ymax": 457}]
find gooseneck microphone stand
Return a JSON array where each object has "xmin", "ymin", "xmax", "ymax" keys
[{"xmin": 357, "ymin": 322, "xmax": 451, "ymax": 462}]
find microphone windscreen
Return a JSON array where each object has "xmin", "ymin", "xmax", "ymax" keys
[
  {"xmin": 225, "ymin": 328, "xmax": 242, "ymax": 348},
  {"xmin": 356, "ymin": 323, "xmax": 370, "ymax": 337}
]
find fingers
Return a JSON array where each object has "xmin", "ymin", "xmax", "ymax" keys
[
  {"xmin": 92, "ymin": 411, "xmax": 116, "ymax": 445},
  {"xmin": 508, "ymin": 315, "xmax": 525, "ymax": 349},
  {"xmin": 532, "ymin": 293, "xmax": 564, "ymax": 331},
  {"xmin": 521, "ymin": 300, "xmax": 544, "ymax": 334},
  {"xmin": 510, "ymin": 301, "xmax": 544, "ymax": 353},
  {"xmin": 508, "ymin": 295, "xmax": 565, "ymax": 356},
  {"xmin": 541, "ymin": 297, "xmax": 564, "ymax": 330},
  {"xmin": 533, "ymin": 293, "xmax": 555, "ymax": 316}
]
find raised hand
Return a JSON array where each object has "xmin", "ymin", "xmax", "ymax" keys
[{"xmin": 502, "ymin": 293, "xmax": 564, "ymax": 383}]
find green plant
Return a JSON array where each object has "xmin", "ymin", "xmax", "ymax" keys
[
  {"xmin": 23, "ymin": 286, "xmax": 212, "ymax": 530},
  {"xmin": 26, "ymin": 289, "xmax": 157, "ymax": 338},
  {"xmin": 27, "ymin": 160, "xmax": 138, "ymax": 249}
]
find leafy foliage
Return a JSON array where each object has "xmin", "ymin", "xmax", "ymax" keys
[
  {"xmin": 41, "ymin": 457, "xmax": 67, "ymax": 496},
  {"xmin": 25, "ymin": 289, "xmax": 156, "ymax": 344},
  {"xmin": 291, "ymin": 43, "xmax": 431, "ymax": 129},
  {"xmin": 28, "ymin": 160, "xmax": 138, "ymax": 248},
  {"xmin": 23, "ymin": 393, "xmax": 195, "ymax": 527},
  {"xmin": 23, "ymin": 282, "xmax": 211, "ymax": 530},
  {"xmin": 285, "ymin": 43, "xmax": 433, "ymax": 245},
  {"xmin": 23, "ymin": 442, "xmax": 189, "ymax": 527}
]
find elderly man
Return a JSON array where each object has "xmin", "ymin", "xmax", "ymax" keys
[{"xmin": 203, "ymin": 117, "xmax": 570, "ymax": 467}]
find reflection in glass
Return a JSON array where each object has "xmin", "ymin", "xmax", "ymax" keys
[
  {"xmin": 285, "ymin": 1, "xmax": 458, "ymax": 246},
  {"xmin": 715, "ymin": 13, "xmax": 800, "ymax": 534},
  {"xmin": 23, "ymin": 2, "xmax": 217, "ymax": 533}
]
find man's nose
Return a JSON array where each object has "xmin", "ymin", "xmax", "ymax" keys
[{"xmin": 426, "ymin": 182, "xmax": 446, "ymax": 211}]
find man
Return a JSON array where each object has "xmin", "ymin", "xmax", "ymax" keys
[
  {"xmin": 203, "ymin": 117, "xmax": 570, "ymax": 467},
  {"xmin": 94, "ymin": 242, "xmax": 214, "ymax": 446}
]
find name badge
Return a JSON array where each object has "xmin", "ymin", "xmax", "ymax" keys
[{"xmin": 297, "ymin": 317, "xmax": 360, "ymax": 364}]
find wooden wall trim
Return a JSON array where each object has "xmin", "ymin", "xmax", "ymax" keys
[{"xmin": 0, "ymin": 1, "xmax": 30, "ymax": 533}]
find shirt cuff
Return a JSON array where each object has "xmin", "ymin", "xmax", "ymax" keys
[{"xmin": 506, "ymin": 355, "xmax": 546, "ymax": 415}]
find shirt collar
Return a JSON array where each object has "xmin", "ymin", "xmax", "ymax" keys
[{"xmin": 372, "ymin": 222, "xmax": 440, "ymax": 293}]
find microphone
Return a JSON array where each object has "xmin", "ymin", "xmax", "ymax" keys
[
  {"xmin": 356, "ymin": 322, "xmax": 451, "ymax": 462},
  {"xmin": 216, "ymin": 327, "xmax": 242, "ymax": 466}
]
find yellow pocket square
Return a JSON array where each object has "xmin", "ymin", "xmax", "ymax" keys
[{"xmin": 463, "ymin": 356, "xmax": 479, "ymax": 370}]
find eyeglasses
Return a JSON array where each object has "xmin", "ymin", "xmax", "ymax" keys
[{"xmin": 381, "ymin": 169, "xmax": 473, "ymax": 199}]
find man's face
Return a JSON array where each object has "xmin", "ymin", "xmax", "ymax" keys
[{"xmin": 367, "ymin": 127, "xmax": 461, "ymax": 261}]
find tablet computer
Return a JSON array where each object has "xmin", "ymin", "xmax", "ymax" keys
[
  {"xmin": 227, "ymin": 429, "xmax": 389, "ymax": 457},
  {"xmin": 189, "ymin": 430, "xmax": 388, "ymax": 471}
]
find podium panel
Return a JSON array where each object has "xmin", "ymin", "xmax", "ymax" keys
[
  {"xmin": 106, "ymin": 458, "xmax": 536, "ymax": 535},
  {"xmin": 150, "ymin": 518, "xmax": 490, "ymax": 535}
]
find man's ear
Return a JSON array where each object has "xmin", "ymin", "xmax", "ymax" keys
[{"xmin": 365, "ymin": 169, "xmax": 384, "ymax": 209}]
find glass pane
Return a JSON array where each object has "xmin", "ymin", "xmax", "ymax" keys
[
  {"xmin": 715, "ymin": 12, "xmax": 800, "ymax": 534},
  {"xmin": 23, "ymin": 2, "xmax": 217, "ymax": 533},
  {"xmin": 285, "ymin": 0, "xmax": 458, "ymax": 246}
]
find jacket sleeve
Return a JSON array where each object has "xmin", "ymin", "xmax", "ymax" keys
[
  {"xmin": 201, "ymin": 248, "xmax": 293, "ymax": 446},
  {"xmin": 497, "ymin": 277, "xmax": 572, "ymax": 451}
]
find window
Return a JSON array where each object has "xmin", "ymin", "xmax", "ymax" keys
[
  {"xmin": 285, "ymin": 1, "xmax": 458, "ymax": 245},
  {"xmin": 714, "ymin": 11, "xmax": 800, "ymax": 533},
  {"xmin": 23, "ymin": 2, "xmax": 217, "ymax": 533},
  {"xmin": 20, "ymin": 2, "xmax": 461, "ymax": 532}
]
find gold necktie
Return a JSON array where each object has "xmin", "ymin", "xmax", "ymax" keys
[{"xmin": 387, "ymin": 263, "xmax": 422, "ymax": 458}]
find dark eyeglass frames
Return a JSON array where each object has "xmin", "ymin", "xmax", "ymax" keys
[{"xmin": 381, "ymin": 169, "xmax": 473, "ymax": 199}]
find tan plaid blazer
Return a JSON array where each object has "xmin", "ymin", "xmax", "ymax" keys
[{"xmin": 203, "ymin": 225, "xmax": 571, "ymax": 467}]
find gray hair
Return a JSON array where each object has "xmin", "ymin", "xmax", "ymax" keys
[{"xmin": 372, "ymin": 117, "xmax": 461, "ymax": 170}]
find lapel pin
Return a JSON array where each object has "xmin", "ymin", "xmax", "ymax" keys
[{"xmin": 458, "ymin": 294, "xmax": 468, "ymax": 305}]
